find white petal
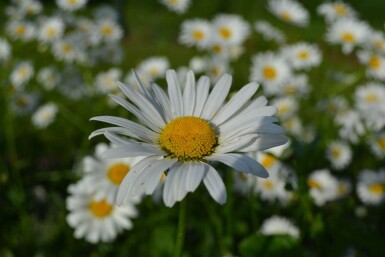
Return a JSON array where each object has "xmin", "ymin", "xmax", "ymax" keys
[
  {"xmin": 102, "ymin": 142, "xmax": 164, "ymax": 158},
  {"xmin": 212, "ymin": 82, "xmax": 259, "ymax": 125},
  {"xmin": 166, "ymin": 70, "xmax": 184, "ymax": 118},
  {"xmin": 183, "ymin": 71, "xmax": 196, "ymax": 116},
  {"xmin": 162, "ymin": 163, "xmax": 180, "ymax": 207},
  {"xmin": 201, "ymin": 74, "xmax": 232, "ymax": 120},
  {"xmin": 152, "ymin": 83, "xmax": 173, "ymax": 122},
  {"xmin": 193, "ymin": 76, "xmax": 210, "ymax": 117},
  {"xmin": 202, "ymin": 164, "xmax": 227, "ymax": 204},
  {"xmin": 216, "ymin": 134, "xmax": 258, "ymax": 153},
  {"xmin": 238, "ymin": 135, "xmax": 288, "ymax": 152},
  {"xmin": 185, "ymin": 162, "xmax": 205, "ymax": 192},
  {"xmin": 206, "ymin": 153, "xmax": 269, "ymax": 178}
]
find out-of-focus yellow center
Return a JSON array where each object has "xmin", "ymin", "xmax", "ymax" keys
[
  {"xmin": 277, "ymin": 104, "xmax": 289, "ymax": 116},
  {"xmin": 263, "ymin": 66, "xmax": 277, "ymax": 80},
  {"xmin": 17, "ymin": 97, "xmax": 28, "ymax": 107},
  {"xmin": 369, "ymin": 56, "xmax": 381, "ymax": 69},
  {"xmin": 378, "ymin": 138, "xmax": 385, "ymax": 150},
  {"xmin": 62, "ymin": 43, "xmax": 73, "ymax": 54},
  {"xmin": 368, "ymin": 183, "xmax": 385, "ymax": 195},
  {"xmin": 334, "ymin": 4, "xmax": 347, "ymax": 16},
  {"xmin": 365, "ymin": 93, "xmax": 379, "ymax": 103},
  {"xmin": 212, "ymin": 44, "xmax": 222, "ymax": 54},
  {"xmin": 68, "ymin": 0, "xmax": 78, "ymax": 5},
  {"xmin": 159, "ymin": 116, "xmax": 217, "ymax": 161},
  {"xmin": 108, "ymin": 163, "xmax": 130, "ymax": 185},
  {"xmin": 192, "ymin": 30, "xmax": 204, "ymax": 40},
  {"xmin": 331, "ymin": 147, "xmax": 341, "ymax": 159},
  {"xmin": 15, "ymin": 25, "xmax": 26, "ymax": 36},
  {"xmin": 284, "ymin": 86, "xmax": 296, "ymax": 95},
  {"xmin": 46, "ymin": 27, "xmax": 57, "ymax": 37},
  {"xmin": 262, "ymin": 180, "xmax": 275, "ymax": 190},
  {"xmin": 374, "ymin": 40, "xmax": 384, "ymax": 50},
  {"xmin": 308, "ymin": 179, "xmax": 322, "ymax": 190},
  {"xmin": 89, "ymin": 200, "xmax": 113, "ymax": 218},
  {"xmin": 219, "ymin": 27, "xmax": 232, "ymax": 40},
  {"xmin": 338, "ymin": 184, "xmax": 347, "ymax": 195},
  {"xmin": 148, "ymin": 67, "xmax": 159, "ymax": 77},
  {"xmin": 18, "ymin": 67, "xmax": 29, "ymax": 78},
  {"xmin": 261, "ymin": 154, "xmax": 278, "ymax": 168},
  {"xmin": 341, "ymin": 32, "xmax": 355, "ymax": 43},
  {"xmin": 101, "ymin": 25, "xmax": 113, "ymax": 36},
  {"xmin": 280, "ymin": 11, "xmax": 292, "ymax": 21},
  {"xmin": 298, "ymin": 50, "xmax": 310, "ymax": 60}
]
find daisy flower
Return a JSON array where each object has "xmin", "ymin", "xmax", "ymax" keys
[
  {"xmin": 90, "ymin": 70, "xmax": 287, "ymax": 207},
  {"xmin": 97, "ymin": 19, "xmax": 123, "ymax": 43},
  {"xmin": 10, "ymin": 61, "xmax": 34, "ymax": 90},
  {"xmin": 94, "ymin": 5, "xmax": 119, "ymax": 21},
  {"xmin": 37, "ymin": 67, "xmax": 61, "ymax": 90},
  {"xmin": 334, "ymin": 109, "xmax": 365, "ymax": 143},
  {"xmin": 31, "ymin": 102, "xmax": 58, "ymax": 129},
  {"xmin": 66, "ymin": 180, "xmax": 137, "ymax": 243},
  {"xmin": 189, "ymin": 56, "xmax": 208, "ymax": 73},
  {"xmin": 95, "ymin": 68, "xmax": 122, "ymax": 94},
  {"xmin": 254, "ymin": 20, "xmax": 285, "ymax": 44},
  {"xmin": 281, "ymin": 42, "xmax": 322, "ymax": 70},
  {"xmin": 307, "ymin": 169, "xmax": 339, "ymax": 206},
  {"xmin": 212, "ymin": 14, "xmax": 250, "ymax": 46},
  {"xmin": 179, "ymin": 19, "xmax": 212, "ymax": 49},
  {"xmin": 52, "ymin": 39, "xmax": 80, "ymax": 63},
  {"xmin": 137, "ymin": 57, "xmax": 170, "ymax": 80},
  {"xmin": 250, "ymin": 52, "xmax": 292, "ymax": 95},
  {"xmin": 268, "ymin": 0, "xmax": 309, "ymax": 27},
  {"xmin": 368, "ymin": 132, "xmax": 385, "ymax": 159},
  {"xmin": 99, "ymin": 43, "xmax": 124, "ymax": 64},
  {"xmin": 7, "ymin": 20, "xmax": 35, "ymax": 41},
  {"xmin": 357, "ymin": 169, "xmax": 385, "ymax": 206},
  {"xmin": 56, "ymin": 0, "xmax": 88, "ymax": 12},
  {"xmin": 326, "ymin": 18, "xmax": 369, "ymax": 54},
  {"xmin": 38, "ymin": 17, "xmax": 65, "ymax": 43},
  {"xmin": 272, "ymin": 96, "xmax": 298, "ymax": 120},
  {"xmin": 233, "ymin": 172, "xmax": 255, "ymax": 195},
  {"xmin": 0, "ymin": 38, "xmax": 11, "ymax": 61},
  {"xmin": 357, "ymin": 51, "xmax": 385, "ymax": 81},
  {"xmin": 277, "ymin": 74, "xmax": 310, "ymax": 97},
  {"xmin": 82, "ymin": 143, "xmax": 144, "ymax": 204},
  {"xmin": 337, "ymin": 179, "xmax": 351, "ymax": 199},
  {"xmin": 20, "ymin": 0, "xmax": 43, "ymax": 16},
  {"xmin": 206, "ymin": 56, "xmax": 230, "ymax": 83},
  {"xmin": 260, "ymin": 216, "xmax": 300, "ymax": 239},
  {"xmin": 159, "ymin": 0, "xmax": 191, "ymax": 14},
  {"xmin": 317, "ymin": 1, "xmax": 356, "ymax": 22},
  {"xmin": 365, "ymin": 30, "xmax": 385, "ymax": 55},
  {"xmin": 10, "ymin": 92, "xmax": 39, "ymax": 116},
  {"xmin": 282, "ymin": 116, "xmax": 303, "ymax": 138},
  {"xmin": 326, "ymin": 140, "xmax": 352, "ymax": 170}
]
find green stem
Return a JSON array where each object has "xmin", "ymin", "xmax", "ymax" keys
[
  {"xmin": 225, "ymin": 172, "xmax": 234, "ymax": 251},
  {"xmin": 174, "ymin": 199, "xmax": 187, "ymax": 257}
]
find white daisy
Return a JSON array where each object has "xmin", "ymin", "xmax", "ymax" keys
[
  {"xmin": 276, "ymin": 74, "xmax": 310, "ymax": 97},
  {"xmin": 99, "ymin": 43, "xmax": 124, "ymax": 64},
  {"xmin": 326, "ymin": 140, "xmax": 352, "ymax": 170},
  {"xmin": 365, "ymin": 30, "xmax": 385, "ymax": 55},
  {"xmin": 137, "ymin": 57, "xmax": 170, "ymax": 80},
  {"xmin": 66, "ymin": 180, "xmax": 137, "ymax": 243},
  {"xmin": 206, "ymin": 56, "xmax": 230, "ymax": 83},
  {"xmin": 10, "ymin": 92, "xmax": 39, "ymax": 116},
  {"xmin": 357, "ymin": 51, "xmax": 385, "ymax": 81},
  {"xmin": 250, "ymin": 52, "xmax": 292, "ymax": 95},
  {"xmin": 38, "ymin": 17, "xmax": 65, "ymax": 43},
  {"xmin": 56, "ymin": 0, "xmax": 88, "ymax": 12},
  {"xmin": 334, "ymin": 109, "xmax": 365, "ymax": 143},
  {"xmin": 31, "ymin": 102, "xmax": 58, "ymax": 129},
  {"xmin": 0, "ymin": 38, "xmax": 11, "ymax": 61},
  {"xmin": 189, "ymin": 56, "xmax": 208, "ymax": 73},
  {"xmin": 7, "ymin": 20, "xmax": 35, "ymax": 41},
  {"xmin": 90, "ymin": 70, "xmax": 287, "ymax": 207},
  {"xmin": 212, "ymin": 14, "xmax": 250, "ymax": 46},
  {"xmin": 97, "ymin": 19, "xmax": 123, "ymax": 43},
  {"xmin": 272, "ymin": 96, "xmax": 298, "ymax": 120},
  {"xmin": 368, "ymin": 132, "xmax": 385, "ymax": 159},
  {"xmin": 254, "ymin": 20, "xmax": 285, "ymax": 44},
  {"xmin": 268, "ymin": 0, "xmax": 309, "ymax": 27},
  {"xmin": 317, "ymin": 1, "xmax": 356, "ymax": 23},
  {"xmin": 159, "ymin": 0, "xmax": 191, "ymax": 14},
  {"xmin": 37, "ymin": 67, "xmax": 61, "ymax": 90},
  {"xmin": 20, "ymin": 0, "xmax": 43, "ymax": 16},
  {"xmin": 52, "ymin": 39, "xmax": 81, "ymax": 63},
  {"xmin": 357, "ymin": 169, "xmax": 385, "ymax": 206},
  {"xmin": 95, "ymin": 68, "xmax": 122, "ymax": 94},
  {"xmin": 307, "ymin": 169, "xmax": 339, "ymax": 206},
  {"xmin": 10, "ymin": 61, "xmax": 34, "ymax": 89},
  {"xmin": 260, "ymin": 216, "xmax": 300, "ymax": 239},
  {"xmin": 82, "ymin": 143, "xmax": 144, "ymax": 204},
  {"xmin": 282, "ymin": 116, "xmax": 303, "ymax": 138},
  {"xmin": 233, "ymin": 172, "xmax": 255, "ymax": 196},
  {"xmin": 326, "ymin": 18, "xmax": 369, "ymax": 54},
  {"xmin": 281, "ymin": 42, "xmax": 322, "ymax": 70},
  {"xmin": 94, "ymin": 5, "xmax": 119, "ymax": 21},
  {"xmin": 337, "ymin": 179, "xmax": 351, "ymax": 199},
  {"xmin": 179, "ymin": 19, "xmax": 212, "ymax": 49}
]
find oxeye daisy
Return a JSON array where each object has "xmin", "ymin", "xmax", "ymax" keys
[
  {"xmin": 233, "ymin": 172, "xmax": 255, "ymax": 195},
  {"xmin": 255, "ymin": 20, "xmax": 286, "ymax": 44},
  {"xmin": 7, "ymin": 20, "xmax": 35, "ymax": 41},
  {"xmin": 277, "ymin": 74, "xmax": 309, "ymax": 97},
  {"xmin": 334, "ymin": 109, "xmax": 365, "ymax": 143},
  {"xmin": 10, "ymin": 61, "xmax": 34, "ymax": 90},
  {"xmin": 268, "ymin": 0, "xmax": 309, "ymax": 27},
  {"xmin": 0, "ymin": 38, "xmax": 12, "ymax": 61},
  {"xmin": 179, "ymin": 19, "xmax": 212, "ymax": 50},
  {"xmin": 66, "ymin": 180, "xmax": 137, "ymax": 243},
  {"xmin": 326, "ymin": 140, "xmax": 352, "ymax": 170},
  {"xmin": 326, "ymin": 18, "xmax": 368, "ymax": 54},
  {"xmin": 160, "ymin": 0, "xmax": 191, "ymax": 14},
  {"xmin": 38, "ymin": 17, "xmax": 65, "ymax": 43},
  {"xmin": 37, "ymin": 67, "xmax": 61, "ymax": 90},
  {"xmin": 31, "ymin": 102, "xmax": 58, "ymax": 129},
  {"xmin": 307, "ymin": 169, "xmax": 339, "ymax": 206},
  {"xmin": 317, "ymin": 1, "xmax": 356, "ymax": 23},
  {"xmin": 56, "ymin": 0, "xmax": 88, "ymax": 12},
  {"xmin": 368, "ymin": 132, "xmax": 385, "ymax": 159},
  {"xmin": 260, "ymin": 216, "xmax": 300, "ymax": 239},
  {"xmin": 365, "ymin": 31, "xmax": 385, "ymax": 54},
  {"xmin": 357, "ymin": 169, "xmax": 385, "ymax": 206},
  {"xmin": 97, "ymin": 19, "xmax": 123, "ymax": 43},
  {"xmin": 95, "ymin": 68, "xmax": 122, "ymax": 94},
  {"xmin": 212, "ymin": 14, "xmax": 250, "ymax": 46},
  {"xmin": 90, "ymin": 70, "xmax": 287, "ymax": 207},
  {"xmin": 357, "ymin": 51, "xmax": 385, "ymax": 81},
  {"xmin": 137, "ymin": 57, "xmax": 170, "ymax": 80},
  {"xmin": 281, "ymin": 42, "xmax": 322, "ymax": 70}
]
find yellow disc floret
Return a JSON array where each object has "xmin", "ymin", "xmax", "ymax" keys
[
  {"xmin": 159, "ymin": 116, "xmax": 217, "ymax": 161},
  {"xmin": 108, "ymin": 163, "xmax": 130, "ymax": 185},
  {"xmin": 89, "ymin": 199, "xmax": 113, "ymax": 218}
]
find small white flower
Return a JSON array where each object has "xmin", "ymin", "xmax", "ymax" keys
[
  {"xmin": 260, "ymin": 216, "xmax": 300, "ymax": 238},
  {"xmin": 95, "ymin": 68, "xmax": 122, "ymax": 94},
  {"xmin": 159, "ymin": 0, "xmax": 191, "ymax": 14},
  {"xmin": 334, "ymin": 109, "xmax": 365, "ymax": 143},
  {"xmin": 233, "ymin": 172, "xmax": 255, "ymax": 196},
  {"xmin": 31, "ymin": 102, "xmax": 58, "ymax": 129},
  {"xmin": 52, "ymin": 39, "xmax": 82, "ymax": 63},
  {"xmin": 38, "ymin": 17, "xmax": 65, "ymax": 43},
  {"xmin": 20, "ymin": 0, "xmax": 43, "ymax": 16},
  {"xmin": 212, "ymin": 14, "xmax": 250, "ymax": 46},
  {"xmin": 368, "ymin": 132, "xmax": 385, "ymax": 159},
  {"xmin": 37, "ymin": 67, "xmax": 61, "ymax": 90},
  {"xmin": 276, "ymin": 74, "xmax": 310, "ymax": 97},
  {"xmin": 268, "ymin": 0, "xmax": 309, "ymax": 27},
  {"xmin": 97, "ymin": 19, "xmax": 123, "ymax": 43},
  {"xmin": 179, "ymin": 19, "xmax": 212, "ymax": 49},
  {"xmin": 272, "ymin": 96, "xmax": 298, "ymax": 120},
  {"xmin": 7, "ymin": 20, "xmax": 35, "ymax": 41},
  {"xmin": 0, "ymin": 38, "xmax": 11, "ymax": 61},
  {"xmin": 137, "ymin": 57, "xmax": 170, "ymax": 80},
  {"xmin": 357, "ymin": 51, "xmax": 385, "ymax": 81},
  {"xmin": 326, "ymin": 140, "xmax": 352, "ymax": 170},
  {"xmin": 281, "ymin": 42, "xmax": 322, "ymax": 70},
  {"xmin": 307, "ymin": 169, "xmax": 339, "ymax": 206},
  {"xmin": 206, "ymin": 56, "xmax": 230, "ymax": 83},
  {"xmin": 317, "ymin": 1, "xmax": 356, "ymax": 23},
  {"xmin": 364, "ymin": 30, "xmax": 385, "ymax": 55},
  {"xmin": 189, "ymin": 56, "xmax": 208, "ymax": 73},
  {"xmin": 255, "ymin": 20, "xmax": 285, "ymax": 43},
  {"xmin": 10, "ymin": 61, "xmax": 34, "ymax": 89},
  {"xmin": 56, "ymin": 0, "xmax": 88, "ymax": 12},
  {"xmin": 94, "ymin": 5, "xmax": 119, "ymax": 21},
  {"xmin": 357, "ymin": 169, "xmax": 385, "ymax": 206}
]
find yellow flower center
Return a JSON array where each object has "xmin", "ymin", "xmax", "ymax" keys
[
  {"xmin": 15, "ymin": 25, "xmax": 26, "ymax": 36},
  {"xmin": 297, "ymin": 50, "xmax": 310, "ymax": 60},
  {"xmin": 334, "ymin": 4, "xmax": 347, "ymax": 16},
  {"xmin": 68, "ymin": 0, "xmax": 78, "ymax": 6},
  {"xmin": 219, "ymin": 27, "xmax": 232, "ymax": 40},
  {"xmin": 262, "ymin": 180, "xmax": 275, "ymax": 190},
  {"xmin": 108, "ymin": 163, "xmax": 130, "ymax": 185},
  {"xmin": 159, "ymin": 116, "xmax": 217, "ymax": 161},
  {"xmin": 365, "ymin": 93, "xmax": 379, "ymax": 103},
  {"xmin": 89, "ymin": 199, "xmax": 113, "ymax": 218},
  {"xmin": 261, "ymin": 154, "xmax": 278, "ymax": 168},
  {"xmin": 263, "ymin": 66, "xmax": 277, "ymax": 80},
  {"xmin": 331, "ymin": 147, "xmax": 341, "ymax": 159},
  {"xmin": 192, "ymin": 30, "xmax": 204, "ymax": 40},
  {"xmin": 46, "ymin": 27, "xmax": 57, "ymax": 38},
  {"xmin": 148, "ymin": 67, "xmax": 159, "ymax": 77},
  {"xmin": 338, "ymin": 184, "xmax": 347, "ymax": 195},
  {"xmin": 101, "ymin": 25, "xmax": 113, "ymax": 36},
  {"xmin": 374, "ymin": 40, "xmax": 384, "ymax": 50},
  {"xmin": 368, "ymin": 183, "xmax": 385, "ymax": 195},
  {"xmin": 62, "ymin": 43, "xmax": 73, "ymax": 54},
  {"xmin": 212, "ymin": 44, "xmax": 222, "ymax": 54},
  {"xmin": 378, "ymin": 138, "xmax": 385, "ymax": 150},
  {"xmin": 284, "ymin": 85, "xmax": 296, "ymax": 95},
  {"xmin": 369, "ymin": 56, "xmax": 381, "ymax": 69},
  {"xmin": 308, "ymin": 179, "xmax": 322, "ymax": 190},
  {"xmin": 277, "ymin": 104, "xmax": 289, "ymax": 116},
  {"xmin": 18, "ymin": 67, "xmax": 29, "ymax": 78},
  {"xmin": 341, "ymin": 32, "xmax": 355, "ymax": 43},
  {"xmin": 280, "ymin": 11, "xmax": 292, "ymax": 21}
]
